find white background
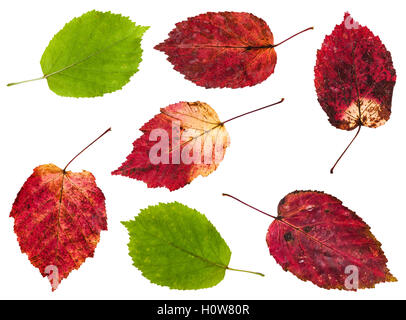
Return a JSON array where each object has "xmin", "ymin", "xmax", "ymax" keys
[{"xmin": 0, "ymin": 0, "xmax": 404, "ymax": 300}]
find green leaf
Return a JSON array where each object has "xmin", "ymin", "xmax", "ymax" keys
[
  {"xmin": 8, "ymin": 10, "xmax": 149, "ymax": 97},
  {"xmin": 122, "ymin": 202, "xmax": 264, "ymax": 290}
]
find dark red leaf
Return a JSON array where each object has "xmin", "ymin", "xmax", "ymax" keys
[
  {"xmin": 267, "ymin": 191, "xmax": 396, "ymax": 290},
  {"xmin": 315, "ymin": 13, "xmax": 396, "ymax": 173},
  {"xmin": 223, "ymin": 192, "xmax": 396, "ymax": 290},
  {"xmin": 156, "ymin": 12, "xmax": 312, "ymax": 88},
  {"xmin": 315, "ymin": 12, "xmax": 396, "ymax": 130}
]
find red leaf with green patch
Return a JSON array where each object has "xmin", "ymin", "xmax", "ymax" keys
[
  {"xmin": 155, "ymin": 12, "xmax": 312, "ymax": 88},
  {"xmin": 223, "ymin": 191, "xmax": 396, "ymax": 290},
  {"xmin": 10, "ymin": 129, "xmax": 110, "ymax": 290},
  {"xmin": 314, "ymin": 13, "xmax": 396, "ymax": 173}
]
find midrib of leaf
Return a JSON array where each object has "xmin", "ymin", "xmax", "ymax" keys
[
  {"xmin": 138, "ymin": 224, "xmax": 229, "ymax": 271},
  {"xmin": 52, "ymin": 172, "xmax": 96, "ymax": 269},
  {"xmin": 55, "ymin": 172, "xmax": 65, "ymax": 259},
  {"xmin": 276, "ymin": 215, "xmax": 379, "ymax": 273},
  {"xmin": 135, "ymin": 221, "xmax": 264, "ymax": 278},
  {"xmin": 7, "ymin": 33, "xmax": 136, "ymax": 87},
  {"xmin": 169, "ymin": 15, "xmax": 271, "ymax": 50},
  {"xmin": 173, "ymin": 125, "xmax": 222, "ymax": 154},
  {"xmin": 350, "ymin": 42, "xmax": 363, "ymax": 122},
  {"xmin": 159, "ymin": 108, "xmax": 223, "ymax": 154},
  {"xmin": 43, "ymin": 34, "xmax": 133, "ymax": 79},
  {"xmin": 161, "ymin": 44, "xmax": 273, "ymax": 49},
  {"xmin": 28, "ymin": 172, "xmax": 76, "ymax": 268}
]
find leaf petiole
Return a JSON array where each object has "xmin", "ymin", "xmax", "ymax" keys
[
  {"xmin": 330, "ymin": 125, "xmax": 362, "ymax": 174},
  {"xmin": 226, "ymin": 266, "xmax": 265, "ymax": 277},
  {"xmin": 222, "ymin": 193, "xmax": 342, "ymax": 254},
  {"xmin": 7, "ymin": 76, "xmax": 45, "ymax": 87},
  {"xmin": 273, "ymin": 27, "xmax": 314, "ymax": 48},
  {"xmin": 222, "ymin": 193, "xmax": 278, "ymax": 219},
  {"xmin": 63, "ymin": 128, "xmax": 112, "ymax": 172},
  {"xmin": 222, "ymin": 98, "xmax": 284, "ymax": 125}
]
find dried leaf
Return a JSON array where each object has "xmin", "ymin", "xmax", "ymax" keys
[
  {"xmin": 156, "ymin": 12, "xmax": 312, "ymax": 88},
  {"xmin": 10, "ymin": 129, "xmax": 110, "ymax": 290},
  {"xmin": 314, "ymin": 13, "xmax": 396, "ymax": 172},
  {"xmin": 224, "ymin": 191, "xmax": 396, "ymax": 290},
  {"xmin": 112, "ymin": 99, "xmax": 283, "ymax": 191}
]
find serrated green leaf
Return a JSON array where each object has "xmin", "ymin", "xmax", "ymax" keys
[
  {"xmin": 8, "ymin": 10, "xmax": 149, "ymax": 97},
  {"xmin": 122, "ymin": 202, "xmax": 264, "ymax": 290}
]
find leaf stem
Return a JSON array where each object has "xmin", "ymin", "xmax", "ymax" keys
[
  {"xmin": 223, "ymin": 193, "xmax": 348, "ymax": 259},
  {"xmin": 330, "ymin": 125, "xmax": 362, "ymax": 174},
  {"xmin": 222, "ymin": 98, "xmax": 284, "ymax": 125},
  {"xmin": 273, "ymin": 27, "xmax": 314, "ymax": 48},
  {"xmin": 226, "ymin": 266, "xmax": 265, "ymax": 277},
  {"xmin": 63, "ymin": 128, "xmax": 112, "ymax": 172},
  {"xmin": 222, "ymin": 193, "xmax": 278, "ymax": 219},
  {"xmin": 7, "ymin": 76, "xmax": 45, "ymax": 87}
]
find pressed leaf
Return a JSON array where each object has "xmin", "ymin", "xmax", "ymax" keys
[
  {"xmin": 8, "ymin": 10, "xmax": 149, "ymax": 97},
  {"xmin": 11, "ymin": 164, "xmax": 107, "ymax": 290},
  {"xmin": 314, "ymin": 13, "xmax": 396, "ymax": 173},
  {"xmin": 122, "ymin": 202, "xmax": 263, "ymax": 290},
  {"xmin": 112, "ymin": 101, "xmax": 229, "ymax": 191},
  {"xmin": 224, "ymin": 192, "xmax": 396, "ymax": 290},
  {"xmin": 155, "ymin": 12, "xmax": 312, "ymax": 88},
  {"xmin": 10, "ymin": 129, "xmax": 110, "ymax": 290},
  {"xmin": 112, "ymin": 99, "xmax": 283, "ymax": 191}
]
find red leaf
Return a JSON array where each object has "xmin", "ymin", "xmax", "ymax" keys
[
  {"xmin": 112, "ymin": 101, "xmax": 230, "ymax": 191},
  {"xmin": 315, "ymin": 13, "xmax": 396, "ymax": 130},
  {"xmin": 223, "ymin": 192, "xmax": 396, "ymax": 290},
  {"xmin": 10, "ymin": 129, "xmax": 110, "ymax": 290},
  {"xmin": 112, "ymin": 99, "xmax": 284, "ymax": 191},
  {"xmin": 11, "ymin": 165, "xmax": 107, "ymax": 290},
  {"xmin": 315, "ymin": 13, "xmax": 396, "ymax": 172},
  {"xmin": 267, "ymin": 191, "xmax": 396, "ymax": 290},
  {"xmin": 155, "ymin": 12, "xmax": 312, "ymax": 88}
]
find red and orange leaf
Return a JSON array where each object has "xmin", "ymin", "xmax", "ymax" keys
[
  {"xmin": 315, "ymin": 13, "xmax": 396, "ymax": 131},
  {"xmin": 112, "ymin": 102, "xmax": 230, "ymax": 191},
  {"xmin": 267, "ymin": 191, "xmax": 396, "ymax": 290},
  {"xmin": 155, "ymin": 12, "xmax": 278, "ymax": 88},
  {"xmin": 10, "ymin": 164, "xmax": 107, "ymax": 290}
]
